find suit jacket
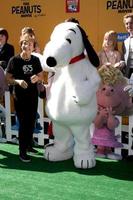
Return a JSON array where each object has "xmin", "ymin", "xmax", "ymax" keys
[
  {"xmin": 0, "ymin": 43, "xmax": 14, "ymax": 70},
  {"xmin": 122, "ymin": 37, "xmax": 131, "ymax": 78}
]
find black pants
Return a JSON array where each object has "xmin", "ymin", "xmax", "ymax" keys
[
  {"xmin": 128, "ymin": 68, "xmax": 133, "ymax": 79},
  {"xmin": 14, "ymin": 93, "xmax": 38, "ymax": 155}
]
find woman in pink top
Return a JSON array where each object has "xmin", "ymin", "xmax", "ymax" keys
[{"xmin": 98, "ymin": 30, "xmax": 125, "ymax": 70}]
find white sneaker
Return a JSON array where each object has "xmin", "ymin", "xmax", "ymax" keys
[
  {"xmin": 106, "ymin": 153, "xmax": 122, "ymax": 160},
  {"xmin": 0, "ymin": 138, "xmax": 7, "ymax": 143},
  {"xmin": 11, "ymin": 137, "xmax": 19, "ymax": 144}
]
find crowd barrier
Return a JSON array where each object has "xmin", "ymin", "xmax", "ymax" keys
[
  {"xmin": 4, "ymin": 91, "xmax": 53, "ymax": 146},
  {"xmin": 4, "ymin": 91, "xmax": 133, "ymax": 157}
]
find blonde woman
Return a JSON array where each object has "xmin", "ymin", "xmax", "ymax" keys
[{"xmin": 98, "ymin": 30, "xmax": 125, "ymax": 70}]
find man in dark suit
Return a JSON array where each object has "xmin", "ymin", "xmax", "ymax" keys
[{"xmin": 0, "ymin": 28, "xmax": 14, "ymax": 70}]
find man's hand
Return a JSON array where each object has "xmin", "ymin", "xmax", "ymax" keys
[
  {"xmin": 124, "ymin": 73, "xmax": 133, "ymax": 96},
  {"xmin": 124, "ymin": 85, "xmax": 133, "ymax": 96}
]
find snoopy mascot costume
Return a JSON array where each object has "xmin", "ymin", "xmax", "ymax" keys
[{"xmin": 43, "ymin": 19, "xmax": 101, "ymax": 169}]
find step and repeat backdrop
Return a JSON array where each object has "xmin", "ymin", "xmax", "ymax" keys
[{"xmin": 0, "ymin": 0, "xmax": 132, "ymax": 53}]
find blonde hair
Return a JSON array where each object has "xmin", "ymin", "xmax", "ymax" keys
[
  {"xmin": 123, "ymin": 13, "xmax": 133, "ymax": 23},
  {"xmin": 98, "ymin": 65, "xmax": 127, "ymax": 85},
  {"xmin": 102, "ymin": 30, "xmax": 118, "ymax": 50}
]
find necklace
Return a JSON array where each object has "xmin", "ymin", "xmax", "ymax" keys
[
  {"xmin": 24, "ymin": 57, "xmax": 31, "ymax": 61},
  {"xmin": 104, "ymin": 50, "xmax": 115, "ymax": 62},
  {"xmin": 20, "ymin": 52, "xmax": 31, "ymax": 61},
  {"xmin": 103, "ymin": 50, "xmax": 110, "ymax": 62}
]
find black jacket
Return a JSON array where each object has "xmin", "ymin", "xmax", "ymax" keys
[{"xmin": 0, "ymin": 43, "xmax": 14, "ymax": 70}]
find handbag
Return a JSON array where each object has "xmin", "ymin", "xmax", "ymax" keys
[{"xmin": 37, "ymin": 82, "xmax": 46, "ymax": 99}]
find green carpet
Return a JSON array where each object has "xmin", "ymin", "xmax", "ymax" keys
[{"xmin": 0, "ymin": 143, "xmax": 133, "ymax": 200}]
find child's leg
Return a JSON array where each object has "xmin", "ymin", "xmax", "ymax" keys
[{"xmin": 96, "ymin": 145, "xmax": 106, "ymax": 158}]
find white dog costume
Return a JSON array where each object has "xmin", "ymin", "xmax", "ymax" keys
[{"xmin": 43, "ymin": 20, "xmax": 101, "ymax": 168}]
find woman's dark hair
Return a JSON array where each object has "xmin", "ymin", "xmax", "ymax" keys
[{"xmin": 0, "ymin": 28, "xmax": 8, "ymax": 41}]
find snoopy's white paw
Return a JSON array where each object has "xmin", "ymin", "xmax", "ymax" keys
[
  {"xmin": 44, "ymin": 146, "xmax": 73, "ymax": 161},
  {"xmin": 73, "ymin": 154, "xmax": 96, "ymax": 169},
  {"xmin": 72, "ymin": 95, "xmax": 88, "ymax": 105},
  {"xmin": 72, "ymin": 95, "xmax": 79, "ymax": 104}
]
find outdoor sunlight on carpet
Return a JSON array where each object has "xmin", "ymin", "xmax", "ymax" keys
[{"xmin": 0, "ymin": 143, "xmax": 133, "ymax": 200}]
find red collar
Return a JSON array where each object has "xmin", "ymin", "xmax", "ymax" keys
[{"xmin": 69, "ymin": 53, "xmax": 85, "ymax": 64}]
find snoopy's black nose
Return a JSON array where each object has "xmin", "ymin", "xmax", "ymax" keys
[{"xmin": 46, "ymin": 57, "xmax": 57, "ymax": 67}]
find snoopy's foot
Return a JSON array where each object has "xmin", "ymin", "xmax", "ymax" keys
[
  {"xmin": 73, "ymin": 154, "xmax": 96, "ymax": 169},
  {"xmin": 44, "ymin": 146, "xmax": 73, "ymax": 161}
]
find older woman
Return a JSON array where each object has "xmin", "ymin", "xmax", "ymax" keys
[{"xmin": 6, "ymin": 34, "xmax": 44, "ymax": 162}]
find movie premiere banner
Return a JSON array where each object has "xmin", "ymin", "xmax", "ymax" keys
[{"xmin": 0, "ymin": 0, "xmax": 132, "ymax": 52}]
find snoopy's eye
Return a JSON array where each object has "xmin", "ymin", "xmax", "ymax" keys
[
  {"xmin": 66, "ymin": 38, "xmax": 71, "ymax": 44},
  {"xmin": 111, "ymin": 89, "xmax": 114, "ymax": 92}
]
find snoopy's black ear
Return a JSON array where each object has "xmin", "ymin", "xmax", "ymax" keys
[{"xmin": 78, "ymin": 25, "xmax": 99, "ymax": 68}]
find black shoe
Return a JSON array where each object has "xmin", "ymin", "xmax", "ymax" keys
[
  {"xmin": 27, "ymin": 148, "xmax": 38, "ymax": 154},
  {"xmin": 19, "ymin": 154, "xmax": 31, "ymax": 162}
]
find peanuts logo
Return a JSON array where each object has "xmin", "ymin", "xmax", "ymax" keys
[
  {"xmin": 107, "ymin": 0, "xmax": 133, "ymax": 13},
  {"xmin": 11, "ymin": 1, "xmax": 45, "ymax": 17}
]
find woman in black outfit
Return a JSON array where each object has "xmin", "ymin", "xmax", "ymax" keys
[
  {"xmin": 0, "ymin": 28, "xmax": 14, "ymax": 70},
  {"xmin": 6, "ymin": 34, "xmax": 43, "ymax": 162}
]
